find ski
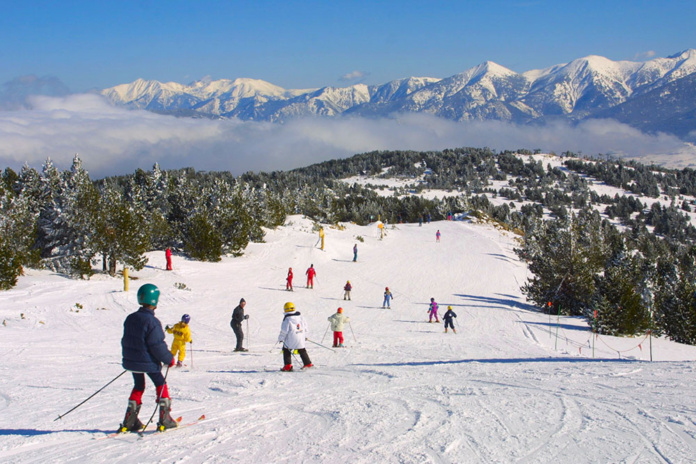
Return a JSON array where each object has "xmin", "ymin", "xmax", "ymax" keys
[
  {"xmin": 97, "ymin": 414, "xmax": 206, "ymax": 440},
  {"xmin": 138, "ymin": 414, "xmax": 207, "ymax": 438},
  {"xmin": 264, "ymin": 366, "xmax": 314, "ymax": 372}
]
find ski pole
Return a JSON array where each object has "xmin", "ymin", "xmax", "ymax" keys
[
  {"xmin": 246, "ymin": 318, "xmax": 250, "ymax": 350},
  {"xmin": 54, "ymin": 370, "xmax": 127, "ymax": 421},
  {"xmin": 190, "ymin": 342, "xmax": 194, "ymax": 369},
  {"xmin": 140, "ymin": 365, "xmax": 170, "ymax": 435},
  {"xmin": 321, "ymin": 323, "xmax": 330, "ymax": 343},
  {"xmin": 306, "ymin": 338, "xmax": 336, "ymax": 352},
  {"xmin": 348, "ymin": 321, "xmax": 357, "ymax": 342},
  {"xmin": 269, "ymin": 341, "xmax": 281, "ymax": 353}
]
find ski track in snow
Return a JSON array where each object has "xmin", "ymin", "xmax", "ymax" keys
[{"xmin": 2, "ymin": 217, "xmax": 696, "ymax": 463}]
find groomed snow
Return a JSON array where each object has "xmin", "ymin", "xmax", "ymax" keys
[{"xmin": 1, "ymin": 216, "xmax": 695, "ymax": 463}]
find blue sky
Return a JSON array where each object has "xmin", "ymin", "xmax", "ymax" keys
[
  {"xmin": 2, "ymin": 0, "xmax": 694, "ymax": 91},
  {"xmin": 0, "ymin": 0, "xmax": 695, "ymax": 178}
]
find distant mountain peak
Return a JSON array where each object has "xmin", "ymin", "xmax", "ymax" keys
[
  {"xmin": 99, "ymin": 50, "xmax": 696, "ymax": 140},
  {"xmin": 668, "ymin": 49, "xmax": 696, "ymax": 59}
]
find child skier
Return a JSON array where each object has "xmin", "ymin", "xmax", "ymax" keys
[
  {"xmin": 120, "ymin": 283, "xmax": 178, "ymax": 433},
  {"xmin": 428, "ymin": 297, "xmax": 440, "ymax": 323},
  {"xmin": 343, "ymin": 280, "xmax": 352, "ymax": 300},
  {"xmin": 353, "ymin": 243, "xmax": 358, "ymax": 262},
  {"xmin": 165, "ymin": 247, "xmax": 172, "ymax": 271},
  {"xmin": 443, "ymin": 306, "xmax": 457, "ymax": 333},
  {"xmin": 166, "ymin": 314, "xmax": 193, "ymax": 367},
  {"xmin": 382, "ymin": 287, "xmax": 394, "ymax": 308},
  {"xmin": 277, "ymin": 302, "xmax": 313, "ymax": 371},
  {"xmin": 328, "ymin": 307, "xmax": 351, "ymax": 347},
  {"xmin": 286, "ymin": 267, "xmax": 294, "ymax": 291},
  {"xmin": 436, "ymin": 230, "xmax": 441, "ymax": 242},
  {"xmin": 306, "ymin": 264, "xmax": 317, "ymax": 289}
]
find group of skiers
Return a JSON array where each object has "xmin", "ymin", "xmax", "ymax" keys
[
  {"xmin": 118, "ymin": 260, "xmax": 461, "ymax": 432},
  {"xmin": 427, "ymin": 297, "xmax": 458, "ymax": 332}
]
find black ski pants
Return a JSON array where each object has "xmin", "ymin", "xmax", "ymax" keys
[
  {"xmin": 282, "ymin": 347, "xmax": 311, "ymax": 366},
  {"xmin": 232, "ymin": 322, "xmax": 244, "ymax": 350}
]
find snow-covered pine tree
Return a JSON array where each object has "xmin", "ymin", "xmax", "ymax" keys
[
  {"xmin": 519, "ymin": 209, "xmax": 605, "ymax": 317},
  {"xmin": 653, "ymin": 248, "xmax": 696, "ymax": 344},
  {"xmin": 0, "ymin": 182, "xmax": 40, "ymax": 289},
  {"xmin": 92, "ymin": 187, "xmax": 150, "ymax": 275},
  {"xmin": 127, "ymin": 164, "xmax": 173, "ymax": 249},
  {"xmin": 34, "ymin": 156, "xmax": 99, "ymax": 276},
  {"xmin": 593, "ymin": 246, "xmax": 651, "ymax": 335}
]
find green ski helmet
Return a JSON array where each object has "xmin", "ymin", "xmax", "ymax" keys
[{"xmin": 137, "ymin": 283, "xmax": 160, "ymax": 307}]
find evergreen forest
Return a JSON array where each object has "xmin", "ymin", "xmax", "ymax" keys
[{"xmin": 2, "ymin": 147, "xmax": 696, "ymax": 344}]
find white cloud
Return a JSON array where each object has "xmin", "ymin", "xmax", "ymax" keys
[
  {"xmin": 339, "ymin": 71, "xmax": 367, "ymax": 82},
  {"xmin": 633, "ymin": 50, "xmax": 657, "ymax": 61},
  {"xmin": 0, "ymin": 94, "xmax": 694, "ymax": 179}
]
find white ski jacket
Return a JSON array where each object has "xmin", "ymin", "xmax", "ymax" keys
[
  {"xmin": 278, "ymin": 312, "xmax": 309, "ymax": 350},
  {"xmin": 327, "ymin": 313, "xmax": 350, "ymax": 332}
]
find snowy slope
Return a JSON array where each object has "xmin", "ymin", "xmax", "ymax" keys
[{"xmin": 1, "ymin": 216, "xmax": 696, "ymax": 463}]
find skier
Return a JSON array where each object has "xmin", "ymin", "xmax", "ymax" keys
[
  {"xmin": 353, "ymin": 243, "xmax": 358, "ymax": 262},
  {"xmin": 230, "ymin": 298, "xmax": 249, "ymax": 352},
  {"xmin": 120, "ymin": 283, "xmax": 178, "ymax": 433},
  {"xmin": 328, "ymin": 307, "xmax": 351, "ymax": 347},
  {"xmin": 343, "ymin": 280, "xmax": 352, "ymax": 300},
  {"xmin": 428, "ymin": 297, "xmax": 440, "ymax": 323},
  {"xmin": 286, "ymin": 267, "xmax": 294, "ymax": 291},
  {"xmin": 165, "ymin": 247, "xmax": 172, "ymax": 271},
  {"xmin": 382, "ymin": 287, "xmax": 394, "ymax": 308},
  {"xmin": 443, "ymin": 305, "xmax": 457, "ymax": 333},
  {"xmin": 165, "ymin": 314, "xmax": 193, "ymax": 367},
  {"xmin": 306, "ymin": 264, "xmax": 317, "ymax": 289},
  {"xmin": 319, "ymin": 226, "xmax": 325, "ymax": 250},
  {"xmin": 436, "ymin": 230, "xmax": 441, "ymax": 242},
  {"xmin": 277, "ymin": 302, "xmax": 313, "ymax": 371}
]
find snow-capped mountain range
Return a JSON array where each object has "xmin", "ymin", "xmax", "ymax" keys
[{"xmin": 102, "ymin": 50, "xmax": 696, "ymax": 139}]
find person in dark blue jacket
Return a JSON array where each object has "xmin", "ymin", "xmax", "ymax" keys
[{"xmin": 119, "ymin": 283, "xmax": 178, "ymax": 433}]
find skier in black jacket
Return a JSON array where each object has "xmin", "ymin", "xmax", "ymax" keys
[
  {"xmin": 119, "ymin": 283, "xmax": 178, "ymax": 433},
  {"xmin": 443, "ymin": 305, "xmax": 457, "ymax": 334},
  {"xmin": 231, "ymin": 298, "xmax": 249, "ymax": 352}
]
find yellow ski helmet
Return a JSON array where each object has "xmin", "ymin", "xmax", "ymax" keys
[
  {"xmin": 284, "ymin": 302, "xmax": 296, "ymax": 312},
  {"xmin": 447, "ymin": 306, "xmax": 453, "ymax": 310}
]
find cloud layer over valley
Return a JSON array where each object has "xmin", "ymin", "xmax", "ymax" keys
[{"xmin": 0, "ymin": 94, "xmax": 694, "ymax": 179}]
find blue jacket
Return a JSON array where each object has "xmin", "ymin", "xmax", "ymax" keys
[{"xmin": 121, "ymin": 306, "xmax": 173, "ymax": 372}]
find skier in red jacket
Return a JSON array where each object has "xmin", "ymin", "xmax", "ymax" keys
[
  {"xmin": 306, "ymin": 264, "xmax": 317, "ymax": 289},
  {"xmin": 286, "ymin": 268, "xmax": 294, "ymax": 291}
]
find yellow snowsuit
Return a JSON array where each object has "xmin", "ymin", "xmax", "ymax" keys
[{"xmin": 166, "ymin": 322, "xmax": 192, "ymax": 362}]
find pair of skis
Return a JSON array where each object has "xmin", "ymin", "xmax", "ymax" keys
[{"xmin": 99, "ymin": 414, "xmax": 206, "ymax": 440}]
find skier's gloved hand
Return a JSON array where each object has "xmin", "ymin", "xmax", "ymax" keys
[
  {"xmin": 168, "ymin": 358, "xmax": 176, "ymax": 367},
  {"xmin": 165, "ymin": 325, "xmax": 170, "ymax": 330},
  {"xmin": 244, "ymin": 315, "xmax": 249, "ymax": 320}
]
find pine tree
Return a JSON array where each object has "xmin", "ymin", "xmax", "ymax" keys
[
  {"xmin": 0, "ymin": 184, "xmax": 40, "ymax": 289},
  {"xmin": 594, "ymin": 248, "xmax": 651, "ymax": 335},
  {"xmin": 183, "ymin": 212, "xmax": 222, "ymax": 262},
  {"xmin": 91, "ymin": 188, "xmax": 150, "ymax": 275},
  {"xmin": 519, "ymin": 210, "xmax": 605, "ymax": 316}
]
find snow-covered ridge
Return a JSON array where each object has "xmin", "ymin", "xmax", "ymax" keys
[{"xmin": 101, "ymin": 50, "xmax": 696, "ymax": 135}]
